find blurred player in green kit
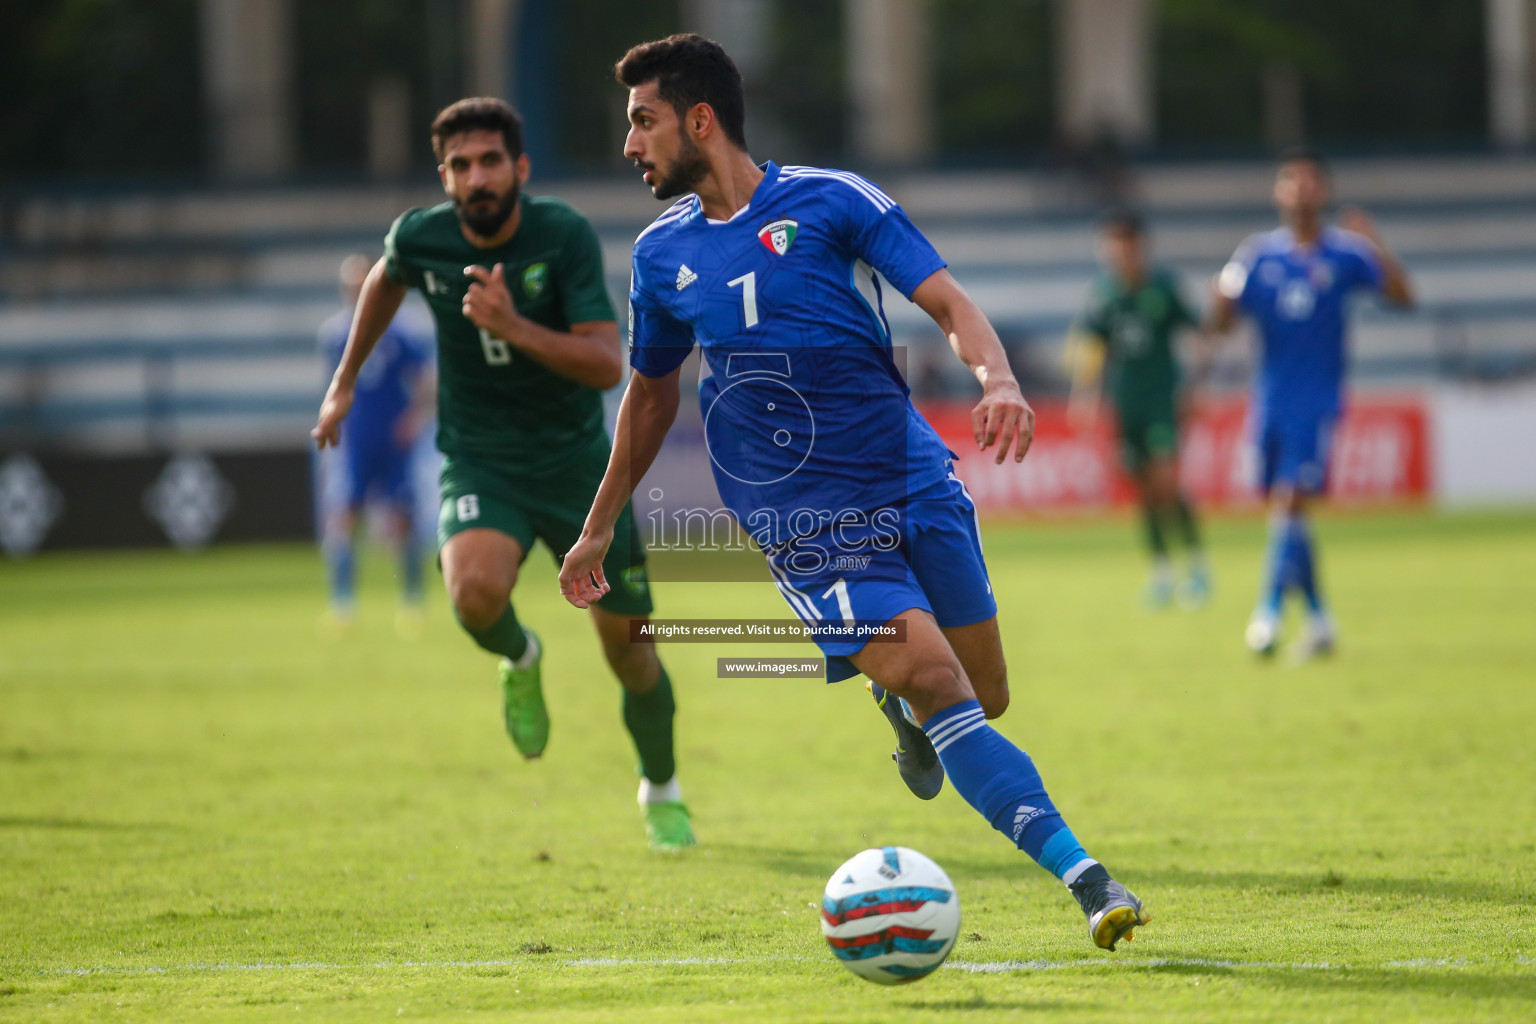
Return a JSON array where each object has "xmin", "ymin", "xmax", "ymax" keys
[
  {"xmin": 1069, "ymin": 209, "xmax": 1211, "ymax": 608},
  {"xmin": 313, "ymin": 98, "xmax": 693, "ymax": 850}
]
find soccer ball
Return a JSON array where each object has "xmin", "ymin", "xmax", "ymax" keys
[{"xmin": 820, "ymin": 846, "xmax": 961, "ymax": 984}]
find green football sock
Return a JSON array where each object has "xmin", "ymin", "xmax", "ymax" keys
[
  {"xmin": 462, "ymin": 603, "xmax": 529, "ymax": 661},
  {"xmin": 623, "ymin": 666, "xmax": 676, "ymax": 784},
  {"xmin": 1175, "ymin": 497, "xmax": 1203, "ymax": 552},
  {"xmin": 1140, "ymin": 499, "xmax": 1169, "ymax": 557}
]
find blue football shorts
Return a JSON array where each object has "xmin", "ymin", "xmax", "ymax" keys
[
  {"xmin": 340, "ymin": 433, "xmax": 415, "ymax": 510},
  {"xmin": 1257, "ymin": 415, "xmax": 1337, "ymax": 496},
  {"xmin": 762, "ymin": 466, "xmax": 998, "ymax": 683}
]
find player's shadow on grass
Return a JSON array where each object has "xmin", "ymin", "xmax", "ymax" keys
[
  {"xmin": 1181, "ymin": 963, "xmax": 1536, "ymax": 1003},
  {"xmin": 711, "ymin": 843, "xmax": 858, "ymax": 880},
  {"xmin": 714, "ymin": 845, "xmax": 1525, "ymax": 909},
  {"xmin": 0, "ymin": 816, "xmax": 173, "ymax": 831},
  {"xmin": 1130, "ymin": 866, "xmax": 1519, "ymax": 906},
  {"xmin": 1, "ymin": 747, "xmax": 84, "ymax": 762},
  {"xmin": 728, "ymin": 844, "xmax": 1069, "ymax": 886},
  {"xmin": 901, "ymin": 996, "xmax": 1077, "ymax": 1012}
]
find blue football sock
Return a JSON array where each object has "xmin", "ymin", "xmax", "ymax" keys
[
  {"xmin": 1287, "ymin": 515, "xmax": 1324, "ymax": 613},
  {"xmin": 1261, "ymin": 517, "xmax": 1290, "ymax": 616},
  {"xmin": 922, "ymin": 700, "xmax": 1096, "ymax": 882},
  {"xmin": 324, "ymin": 534, "xmax": 355, "ymax": 607},
  {"xmin": 399, "ymin": 530, "xmax": 424, "ymax": 604}
]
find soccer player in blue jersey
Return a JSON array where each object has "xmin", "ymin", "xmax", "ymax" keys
[
  {"xmin": 557, "ymin": 34, "xmax": 1150, "ymax": 951},
  {"xmin": 317, "ymin": 254, "xmax": 434, "ymax": 630},
  {"xmin": 1206, "ymin": 148, "xmax": 1414, "ymax": 658}
]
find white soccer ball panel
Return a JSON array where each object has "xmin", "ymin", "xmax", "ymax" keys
[{"xmin": 821, "ymin": 846, "xmax": 960, "ymax": 984}]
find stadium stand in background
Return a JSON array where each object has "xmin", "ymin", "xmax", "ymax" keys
[
  {"xmin": 3, "ymin": 155, "xmax": 1536, "ymax": 547},
  {"xmin": 4, "ymin": 0, "xmax": 1536, "ymax": 550}
]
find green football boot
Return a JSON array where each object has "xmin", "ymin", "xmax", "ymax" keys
[
  {"xmin": 498, "ymin": 630, "xmax": 548, "ymax": 759},
  {"xmin": 643, "ymin": 800, "xmax": 696, "ymax": 852}
]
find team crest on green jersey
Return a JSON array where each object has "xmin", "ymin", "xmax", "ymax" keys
[
  {"xmin": 757, "ymin": 219, "xmax": 798, "ymax": 256},
  {"xmin": 622, "ymin": 565, "xmax": 650, "ymax": 596},
  {"xmin": 522, "ymin": 262, "xmax": 548, "ymax": 298}
]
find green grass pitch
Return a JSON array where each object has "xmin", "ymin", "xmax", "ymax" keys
[{"xmin": 2, "ymin": 510, "xmax": 1534, "ymax": 1022}]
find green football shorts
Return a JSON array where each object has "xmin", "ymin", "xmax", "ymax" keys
[
  {"xmin": 1116, "ymin": 400, "xmax": 1180, "ymax": 474},
  {"xmin": 436, "ymin": 442, "xmax": 652, "ymax": 617}
]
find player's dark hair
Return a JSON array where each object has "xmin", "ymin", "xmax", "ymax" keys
[
  {"xmin": 614, "ymin": 34, "xmax": 748, "ymax": 149},
  {"xmin": 1098, "ymin": 206, "xmax": 1145, "ymax": 236},
  {"xmin": 1277, "ymin": 144, "xmax": 1329, "ymax": 176},
  {"xmin": 430, "ymin": 97, "xmax": 524, "ymax": 162}
]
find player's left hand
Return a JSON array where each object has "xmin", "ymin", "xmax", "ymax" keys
[
  {"xmin": 462, "ymin": 263, "xmax": 520, "ymax": 341},
  {"xmin": 972, "ymin": 378, "xmax": 1034, "ymax": 464},
  {"xmin": 559, "ymin": 528, "xmax": 614, "ymax": 609}
]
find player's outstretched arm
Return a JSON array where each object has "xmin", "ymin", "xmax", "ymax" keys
[
  {"xmin": 911, "ymin": 269, "xmax": 1035, "ymax": 464},
  {"xmin": 560, "ymin": 365, "xmax": 683, "ymax": 608},
  {"xmin": 1204, "ymin": 285, "xmax": 1241, "ymax": 336},
  {"xmin": 462, "ymin": 264, "xmax": 624, "ymax": 389},
  {"xmin": 313, "ymin": 257, "xmax": 408, "ymax": 449},
  {"xmin": 1339, "ymin": 208, "xmax": 1415, "ymax": 309}
]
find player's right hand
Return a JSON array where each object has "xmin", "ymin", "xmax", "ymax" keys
[
  {"xmin": 312, "ymin": 382, "xmax": 355, "ymax": 449},
  {"xmin": 972, "ymin": 379, "xmax": 1035, "ymax": 464},
  {"xmin": 559, "ymin": 528, "xmax": 614, "ymax": 609}
]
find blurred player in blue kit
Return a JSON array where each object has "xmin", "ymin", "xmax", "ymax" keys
[
  {"xmin": 317, "ymin": 254, "xmax": 435, "ymax": 630},
  {"xmin": 559, "ymin": 34, "xmax": 1151, "ymax": 951},
  {"xmin": 1206, "ymin": 148, "xmax": 1414, "ymax": 658}
]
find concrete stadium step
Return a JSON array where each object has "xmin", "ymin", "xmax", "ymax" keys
[
  {"xmin": 5, "ymin": 156, "xmax": 1536, "ymax": 454},
  {"xmin": 10, "ymin": 155, "xmax": 1536, "ymax": 249},
  {"xmin": 8, "ymin": 213, "xmax": 1536, "ymax": 307},
  {"xmin": 5, "ymin": 252, "xmax": 1536, "ymax": 350}
]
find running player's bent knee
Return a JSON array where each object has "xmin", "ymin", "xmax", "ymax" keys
[
  {"xmin": 976, "ymin": 674, "xmax": 1010, "ymax": 719},
  {"xmin": 449, "ymin": 575, "xmax": 510, "ymax": 631},
  {"xmin": 896, "ymin": 662, "xmax": 972, "ymax": 721}
]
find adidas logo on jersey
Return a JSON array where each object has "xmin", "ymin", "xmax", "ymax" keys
[{"xmin": 675, "ymin": 264, "xmax": 698, "ymax": 291}]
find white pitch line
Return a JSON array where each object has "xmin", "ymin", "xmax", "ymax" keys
[{"xmin": 41, "ymin": 955, "xmax": 1536, "ymax": 978}]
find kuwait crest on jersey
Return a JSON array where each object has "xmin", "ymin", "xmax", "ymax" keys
[{"xmin": 758, "ymin": 218, "xmax": 798, "ymax": 256}]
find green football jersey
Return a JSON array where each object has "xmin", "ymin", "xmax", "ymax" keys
[
  {"xmin": 1076, "ymin": 266, "xmax": 1196, "ymax": 415},
  {"xmin": 384, "ymin": 196, "xmax": 617, "ymax": 475}
]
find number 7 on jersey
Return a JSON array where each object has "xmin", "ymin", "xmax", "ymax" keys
[{"xmin": 728, "ymin": 271, "xmax": 759, "ymax": 328}]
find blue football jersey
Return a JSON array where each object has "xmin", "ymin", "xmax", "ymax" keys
[
  {"xmin": 320, "ymin": 311, "xmax": 430, "ymax": 445},
  {"xmin": 628, "ymin": 161, "xmax": 952, "ymax": 544},
  {"xmin": 1218, "ymin": 226, "xmax": 1383, "ymax": 425}
]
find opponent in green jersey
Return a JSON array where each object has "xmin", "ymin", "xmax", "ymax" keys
[
  {"xmin": 383, "ymin": 193, "xmax": 611, "ymax": 475},
  {"xmin": 314, "ymin": 98, "xmax": 693, "ymax": 851},
  {"xmin": 1069, "ymin": 209, "xmax": 1209, "ymax": 608}
]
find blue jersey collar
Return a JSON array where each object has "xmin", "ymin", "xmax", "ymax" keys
[{"xmin": 696, "ymin": 160, "xmax": 781, "ymax": 225}]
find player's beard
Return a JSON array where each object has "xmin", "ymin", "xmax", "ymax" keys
[
  {"xmin": 646, "ymin": 132, "xmax": 710, "ymax": 201},
  {"xmin": 455, "ymin": 180, "xmax": 520, "ymax": 239}
]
